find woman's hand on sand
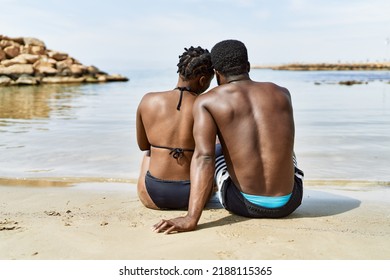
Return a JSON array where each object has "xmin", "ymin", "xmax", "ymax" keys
[{"xmin": 152, "ymin": 216, "xmax": 197, "ymax": 234}]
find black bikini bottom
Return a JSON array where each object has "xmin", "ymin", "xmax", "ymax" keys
[{"xmin": 145, "ymin": 171, "xmax": 190, "ymax": 209}]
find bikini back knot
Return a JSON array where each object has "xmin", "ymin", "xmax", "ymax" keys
[
  {"xmin": 169, "ymin": 148, "xmax": 184, "ymax": 159},
  {"xmin": 151, "ymin": 144, "xmax": 194, "ymax": 159}
]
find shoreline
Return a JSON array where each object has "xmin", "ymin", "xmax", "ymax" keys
[
  {"xmin": 1, "ymin": 176, "xmax": 389, "ymax": 188},
  {"xmin": 1, "ymin": 182, "xmax": 389, "ymax": 260},
  {"xmin": 252, "ymin": 62, "xmax": 390, "ymax": 71}
]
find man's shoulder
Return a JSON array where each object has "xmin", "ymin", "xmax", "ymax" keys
[
  {"xmin": 190, "ymin": 90, "xmax": 213, "ymax": 114},
  {"xmin": 196, "ymin": 86, "xmax": 220, "ymax": 104},
  {"xmin": 255, "ymin": 81, "xmax": 282, "ymax": 89},
  {"xmin": 256, "ymin": 81, "xmax": 290, "ymax": 95}
]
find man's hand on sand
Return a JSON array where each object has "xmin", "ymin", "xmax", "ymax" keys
[{"xmin": 152, "ymin": 216, "xmax": 196, "ymax": 234}]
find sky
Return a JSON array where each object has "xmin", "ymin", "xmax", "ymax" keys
[{"xmin": 1, "ymin": 0, "xmax": 390, "ymax": 72}]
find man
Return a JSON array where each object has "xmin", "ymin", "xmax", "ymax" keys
[{"xmin": 153, "ymin": 39, "xmax": 304, "ymax": 233}]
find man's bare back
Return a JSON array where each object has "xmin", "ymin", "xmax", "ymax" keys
[{"xmin": 199, "ymin": 80, "xmax": 295, "ymax": 196}]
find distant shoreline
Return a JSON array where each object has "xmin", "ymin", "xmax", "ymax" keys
[{"xmin": 252, "ymin": 62, "xmax": 390, "ymax": 71}]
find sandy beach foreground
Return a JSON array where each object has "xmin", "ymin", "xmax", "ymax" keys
[{"xmin": 0, "ymin": 182, "xmax": 389, "ymax": 260}]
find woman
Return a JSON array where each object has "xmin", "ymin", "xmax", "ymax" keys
[{"xmin": 136, "ymin": 46, "xmax": 214, "ymax": 209}]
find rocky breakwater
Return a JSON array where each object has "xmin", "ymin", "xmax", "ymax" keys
[{"xmin": 0, "ymin": 35, "xmax": 128, "ymax": 86}]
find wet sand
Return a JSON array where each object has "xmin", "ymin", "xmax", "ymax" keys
[{"xmin": 0, "ymin": 182, "xmax": 389, "ymax": 260}]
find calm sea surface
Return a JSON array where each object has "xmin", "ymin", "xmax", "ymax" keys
[{"xmin": 1, "ymin": 69, "xmax": 390, "ymax": 186}]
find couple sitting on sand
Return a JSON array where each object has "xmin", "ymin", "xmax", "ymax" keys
[{"xmin": 136, "ymin": 39, "xmax": 304, "ymax": 234}]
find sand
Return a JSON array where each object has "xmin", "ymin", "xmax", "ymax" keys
[{"xmin": 0, "ymin": 182, "xmax": 389, "ymax": 260}]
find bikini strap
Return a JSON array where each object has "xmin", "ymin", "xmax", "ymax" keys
[
  {"xmin": 174, "ymin": 87, "xmax": 191, "ymax": 111},
  {"xmin": 151, "ymin": 144, "xmax": 194, "ymax": 159}
]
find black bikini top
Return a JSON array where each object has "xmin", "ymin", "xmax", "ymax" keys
[
  {"xmin": 174, "ymin": 86, "xmax": 192, "ymax": 111},
  {"xmin": 151, "ymin": 144, "xmax": 194, "ymax": 159},
  {"xmin": 149, "ymin": 87, "xmax": 195, "ymax": 159}
]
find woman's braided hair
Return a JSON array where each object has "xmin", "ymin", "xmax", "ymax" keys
[{"xmin": 177, "ymin": 46, "xmax": 214, "ymax": 80}]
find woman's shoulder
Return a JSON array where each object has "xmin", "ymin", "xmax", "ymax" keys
[
  {"xmin": 143, "ymin": 89, "xmax": 172, "ymax": 98},
  {"xmin": 140, "ymin": 90, "xmax": 173, "ymax": 104}
]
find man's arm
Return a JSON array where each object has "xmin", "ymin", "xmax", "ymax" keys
[
  {"xmin": 187, "ymin": 96, "xmax": 218, "ymax": 224},
  {"xmin": 153, "ymin": 96, "xmax": 218, "ymax": 234}
]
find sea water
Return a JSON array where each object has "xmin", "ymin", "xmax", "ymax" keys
[{"xmin": 0, "ymin": 68, "xmax": 389, "ymax": 186}]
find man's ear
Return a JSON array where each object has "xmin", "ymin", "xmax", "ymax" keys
[
  {"xmin": 215, "ymin": 70, "xmax": 222, "ymax": 80},
  {"xmin": 215, "ymin": 70, "xmax": 222, "ymax": 85},
  {"xmin": 247, "ymin": 62, "xmax": 251, "ymax": 73},
  {"xmin": 199, "ymin": 75, "xmax": 206, "ymax": 87}
]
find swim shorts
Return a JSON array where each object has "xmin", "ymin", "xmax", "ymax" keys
[{"xmin": 214, "ymin": 144, "xmax": 304, "ymax": 218}]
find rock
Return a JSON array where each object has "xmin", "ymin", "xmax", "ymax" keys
[
  {"xmin": 85, "ymin": 76, "xmax": 99, "ymax": 83},
  {"xmin": 9, "ymin": 37, "xmax": 25, "ymax": 45},
  {"xmin": 4, "ymin": 45, "xmax": 20, "ymax": 58},
  {"xmin": 19, "ymin": 45, "xmax": 30, "ymax": 54},
  {"xmin": 0, "ymin": 48, "xmax": 5, "ymax": 61},
  {"xmin": 33, "ymin": 59, "xmax": 55, "ymax": 69},
  {"xmin": 36, "ymin": 55, "xmax": 57, "ymax": 65},
  {"xmin": 35, "ymin": 65, "xmax": 58, "ymax": 75},
  {"xmin": 57, "ymin": 68, "xmax": 72, "ymax": 76},
  {"xmin": 56, "ymin": 57, "xmax": 74, "ymax": 71},
  {"xmin": 105, "ymin": 74, "xmax": 129, "ymax": 82},
  {"xmin": 15, "ymin": 74, "xmax": 39, "ymax": 85},
  {"xmin": 30, "ymin": 45, "xmax": 46, "ymax": 55},
  {"xmin": 0, "ymin": 75, "xmax": 12, "ymax": 86},
  {"xmin": 1, "ymin": 57, "xmax": 28, "ymax": 67},
  {"xmin": 70, "ymin": 64, "xmax": 87, "ymax": 75},
  {"xmin": 338, "ymin": 80, "xmax": 364, "ymax": 86},
  {"xmin": 42, "ymin": 76, "xmax": 86, "ymax": 84},
  {"xmin": 0, "ymin": 40, "xmax": 13, "ymax": 48},
  {"xmin": 48, "ymin": 51, "xmax": 68, "ymax": 61},
  {"xmin": 96, "ymin": 75, "xmax": 107, "ymax": 82},
  {"xmin": 56, "ymin": 61, "xmax": 72, "ymax": 76},
  {"xmin": 23, "ymin": 37, "xmax": 46, "ymax": 47},
  {"xmin": 18, "ymin": 53, "xmax": 40, "ymax": 64},
  {"xmin": 87, "ymin": 65, "xmax": 101, "ymax": 74},
  {"xmin": 0, "ymin": 64, "xmax": 34, "ymax": 75}
]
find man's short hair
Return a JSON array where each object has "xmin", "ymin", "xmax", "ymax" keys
[{"xmin": 211, "ymin": 39, "xmax": 248, "ymax": 76}]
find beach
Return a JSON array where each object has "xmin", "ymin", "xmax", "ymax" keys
[
  {"xmin": 1, "ymin": 181, "xmax": 389, "ymax": 260},
  {"xmin": 1, "ymin": 69, "xmax": 390, "ymax": 262}
]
